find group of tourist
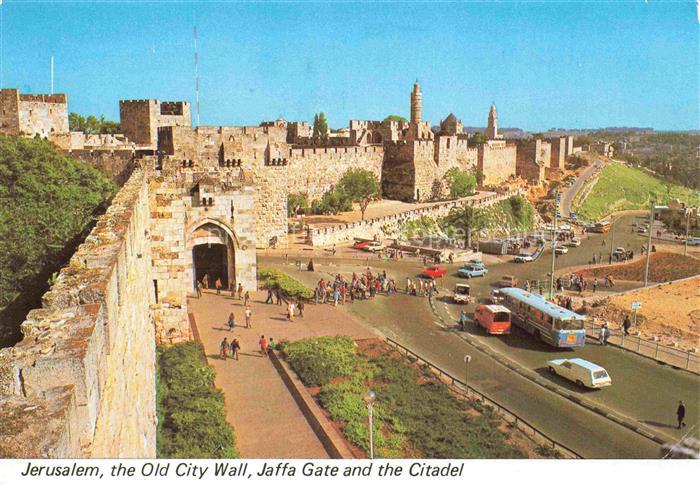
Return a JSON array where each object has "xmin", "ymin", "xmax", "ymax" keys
[
  {"xmin": 405, "ymin": 277, "xmax": 439, "ymax": 299},
  {"xmin": 196, "ymin": 273, "xmax": 251, "ymax": 304},
  {"xmin": 313, "ymin": 268, "xmax": 399, "ymax": 304},
  {"xmin": 219, "ymin": 334, "xmax": 277, "ymax": 360}
]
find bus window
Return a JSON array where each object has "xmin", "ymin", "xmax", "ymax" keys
[
  {"xmin": 493, "ymin": 312, "xmax": 510, "ymax": 322},
  {"xmin": 555, "ymin": 319, "xmax": 584, "ymax": 330}
]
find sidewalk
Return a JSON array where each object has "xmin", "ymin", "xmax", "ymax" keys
[{"xmin": 188, "ymin": 290, "xmax": 378, "ymax": 458}]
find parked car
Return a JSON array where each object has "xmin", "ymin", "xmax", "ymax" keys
[
  {"xmin": 547, "ymin": 358, "xmax": 612, "ymax": 389},
  {"xmin": 613, "ymin": 247, "xmax": 626, "ymax": 257},
  {"xmin": 566, "ymin": 239, "xmax": 581, "ymax": 247},
  {"xmin": 514, "ymin": 254, "xmax": 534, "ymax": 263},
  {"xmin": 453, "ymin": 283, "xmax": 471, "ymax": 304},
  {"xmin": 353, "ymin": 240, "xmax": 372, "ymax": 250},
  {"xmin": 421, "ymin": 265, "xmax": 448, "ymax": 279},
  {"xmin": 554, "ymin": 246, "xmax": 569, "ymax": 255},
  {"xmin": 458, "ymin": 262, "xmax": 488, "ymax": 278},
  {"xmin": 365, "ymin": 242, "xmax": 385, "ymax": 253},
  {"xmin": 497, "ymin": 275, "xmax": 518, "ymax": 288},
  {"xmin": 685, "ymin": 237, "xmax": 700, "ymax": 246}
]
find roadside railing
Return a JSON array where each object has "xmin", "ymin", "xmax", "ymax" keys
[
  {"xmin": 385, "ymin": 337, "xmax": 582, "ymax": 459},
  {"xmin": 585, "ymin": 324, "xmax": 699, "ymax": 374}
]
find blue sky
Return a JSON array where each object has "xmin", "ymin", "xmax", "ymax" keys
[{"xmin": 1, "ymin": 1, "xmax": 698, "ymax": 130}]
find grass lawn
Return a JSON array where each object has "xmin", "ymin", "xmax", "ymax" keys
[
  {"xmin": 577, "ymin": 163, "xmax": 700, "ymax": 221},
  {"xmin": 281, "ymin": 337, "xmax": 526, "ymax": 459}
]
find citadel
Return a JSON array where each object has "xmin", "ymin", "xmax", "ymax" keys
[{"xmin": 0, "ymin": 82, "xmax": 576, "ymax": 457}]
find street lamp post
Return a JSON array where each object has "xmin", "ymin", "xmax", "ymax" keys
[
  {"xmin": 464, "ymin": 354, "xmax": 472, "ymax": 395},
  {"xmin": 549, "ymin": 192, "xmax": 560, "ymax": 299},
  {"xmin": 364, "ymin": 390, "xmax": 376, "ymax": 459},
  {"xmin": 684, "ymin": 208, "xmax": 691, "ymax": 257},
  {"xmin": 609, "ymin": 215, "xmax": 616, "ymax": 263},
  {"xmin": 644, "ymin": 202, "xmax": 655, "ymax": 287}
]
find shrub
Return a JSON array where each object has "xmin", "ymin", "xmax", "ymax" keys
[
  {"xmin": 283, "ymin": 336, "xmax": 358, "ymax": 387},
  {"xmin": 310, "ymin": 187, "xmax": 353, "ymax": 215},
  {"xmin": 156, "ymin": 341, "xmax": 238, "ymax": 458},
  {"xmin": 257, "ymin": 268, "xmax": 314, "ymax": 300},
  {"xmin": 286, "ymin": 336, "xmax": 526, "ymax": 458}
]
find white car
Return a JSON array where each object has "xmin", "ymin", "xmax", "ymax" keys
[
  {"xmin": 555, "ymin": 246, "xmax": 569, "ymax": 255},
  {"xmin": 686, "ymin": 237, "xmax": 700, "ymax": 247},
  {"xmin": 365, "ymin": 242, "xmax": 385, "ymax": 253},
  {"xmin": 547, "ymin": 358, "xmax": 612, "ymax": 389},
  {"xmin": 514, "ymin": 254, "xmax": 534, "ymax": 263},
  {"xmin": 566, "ymin": 239, "xmax": 581, "ymax": 247}
]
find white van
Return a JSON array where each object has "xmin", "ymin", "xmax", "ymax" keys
[{"xmin": 547, "ymin": 358, "xmax": 612, "ymax": 389}]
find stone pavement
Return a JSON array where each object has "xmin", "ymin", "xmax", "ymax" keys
[{"xmin": 187, "ymin": 290, "xmax": 378, "ymax": 458}]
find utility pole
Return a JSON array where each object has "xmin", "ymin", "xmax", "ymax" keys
[
  {"xmin": 684, "ymin": 208, "xmax": 691, "ymax": 257},
  {"xmin": 193, "ymin": 26, "xmax": 201, "ymax": 127},
  {"xmin": 609, "ymin": 215, "xmax": 615, "ymax": 262},
  {"xmin": 549, "ymin": 192, "xmax": 560, "ymax": 299},
  {"xmin": 644, "ymin": 202, "xmax": 654, "ymax": 287}
]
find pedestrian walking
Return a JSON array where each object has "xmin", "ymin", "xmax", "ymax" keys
[
  {"xmin": 275, "ymin": 288, "xmax": 283, "ymax": 305},
  {"xmin": 268, "ymin": 338, "xmax": 277, "ymax": 352},
  {"xmin": 677, "ymin": 401, "xmax": 686, "ymax": 429},
  {"xmin": 287, "ymin": 301, "xmax": 294, "ymax": 321},
  {"xmin": 297, "ymin": 299, "xmax": 305, "ymax": 318},
  {"xmin": 215, "ymin": 277, "xmax": 222, "ymax": 295},
  {"xmin": 592, "ymin": 279, "xmax": 598, "ymax": 293},
  {"xmin": 459, "ymin": 311, "xmax": 468, "ymax": 331},
  {"xmin": 259, "ymin": 335, "xmax": 268, "ymax": 357},
  {"xmin": 227, "ymin": 312, "xmax": 236, "ymax": 331},
  {"xmin": 230, "ymin": 338, "xmax": 240, "ymax": 360},
  {"xmin": 203, "ymin": 273, "xmax": 209, "ymax": 290},
  {"xmin": 237, "ymin": 283, "xmax": 244, "ymax": 300},
  {"xmin": 265, "ymin": 287, "xmax": 274, "ymax": 304},
  {"xmin": 599, "ymin": 323, "xmax": 609, "ymax": 345},
  {"xmin": 244, "ymin": 290, "xmax": 251, "ymax": 307},
  {"xmin": 220, "ymin": 337, "xmax": 229, "ymax": 359},
  {"xmin": 623, "ymin": 315, "xmax": 631, "ymax": 336},
  {"xmin": 245, "ymin": 307, "xmax": 252, "ymax": 328},
  {"xmin": 195, "ymin": 280, "xmax": 203, "ymax": 298}
]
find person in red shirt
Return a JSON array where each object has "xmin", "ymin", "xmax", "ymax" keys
[{"xmin": 259, "ymin": 335, "xmax": 268, "ymax": 357}]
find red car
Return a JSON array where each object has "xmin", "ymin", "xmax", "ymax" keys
[
  {"xmin": 421, "ymin": 265, "xmax": 447, "ymax": 279},
  {"xmin": 353, "ymin": 240, "xmax": 372, "ymax": 250}
]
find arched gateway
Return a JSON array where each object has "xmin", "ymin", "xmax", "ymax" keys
[{"xmin": 187, "ymin": 219, "xmax": 238, "ymax": 291}]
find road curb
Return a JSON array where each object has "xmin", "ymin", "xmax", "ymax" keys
[{"xmin": 428, "ymin": 292, "xmax": 670, "ymax": 447}]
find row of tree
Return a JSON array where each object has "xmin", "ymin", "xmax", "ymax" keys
[{"xmin": 68, "ymin": 112, "xmax": 120, "ymax": 135}]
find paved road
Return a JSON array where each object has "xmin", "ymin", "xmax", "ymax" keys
[
  {"xmin": 559, "ymin": 162, "xmax": 600, "ymax": 218},
  {"xmin": 262, "ymin": 262, "xmax": 661, "ymax": 458},
  {"xmin": 260, "ymin": 217, "xmax": 700, "ymax": 457}
]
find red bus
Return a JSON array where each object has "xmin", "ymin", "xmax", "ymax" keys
[{"xmin": 474, "ymin": 304, "xmax": 512, "ymax": 335}]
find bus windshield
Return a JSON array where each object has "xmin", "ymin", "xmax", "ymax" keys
[{"xmin": 555, "ymin": 319, "xmax": 584, "ymax": 330}]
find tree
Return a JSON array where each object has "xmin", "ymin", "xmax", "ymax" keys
[
  {"xmin": 383, "ymin": 115, "xmax": 407, "ymax": 123},
  {"xmin": 313, "ymin": 112, "xmax": 329, "ymax": 141},
  {"xmin": 444, "ymin": 204, "xmax": 488, "ymax": 248},
  {"xmin": 443, "ymin": 168, "xmax": 477, "ymax": 198},
  {"xmin": 287, "ymin": 193, "xmax": 309, "ymax": 217},
  {"xmin": 68, "ymin": 112, "xmax": 121, "ymax": 134},
  {"xmin": 337, "ymin": 169, "xmax": 380, "ymax": 220},
  {"xmin": 471, "ymin": 132, "xmax": 486, "ymax": 144}
]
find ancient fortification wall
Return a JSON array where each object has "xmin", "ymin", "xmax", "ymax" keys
[
  {"xmin": 288, "ymin": 145, "xmax": 384, "ymax": 200},
  {"xmin": 0, "ymin": 89, "xmax": 68, "ymax": 138},
  {"xmin": 0, "ymin": 171, "xmax": 156, "ymax": 458},
  {"xmin": 478, "ymin": 142, "xmax": 518, "ymax": 185},
  {"xmin": 515, "ymin": 139, "xmax": 552, "ymax": 185},
  {"xmin": 309, "ymin": 190, "xmax": 523, "ymax": 247}
]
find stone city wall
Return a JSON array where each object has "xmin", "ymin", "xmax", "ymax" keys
[
  {"xmin": 0, "ymin": 170, "xmax": 156, "ymax": 458},
  {"xmin": 0, "ymin": 89, "xmax": 21, "ymax": 136},
  {"xmin": 18, "ymin": 94, "xmax": 69, "ymax": 138},
  {"xmin": 515, "ymin": 139, "xmax": 552, "ymax": 185},
  {"xmin": 478, "ymin": 142, "xmax": 518, "ymax": 186},
  {"xmin": 308, "ymin": 190, "xmax": 524, "ymax": 247},
  {"xmin": 288, "ymin": 145, "xmax": 384, "ymax": 200}
]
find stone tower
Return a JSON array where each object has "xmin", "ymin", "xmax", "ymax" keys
[
  {"xmin": 410, "ymin": 82, "xmax": 422, "ymax": 124},
  {"xmin": 486, "ymin": 104, "xmax": 502, "ymax": 140}
]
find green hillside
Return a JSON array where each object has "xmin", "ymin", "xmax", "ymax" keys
[{"xmin": 577, "ymin": 163, "xmax": 700, "ymax": 221}]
